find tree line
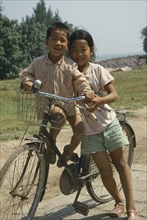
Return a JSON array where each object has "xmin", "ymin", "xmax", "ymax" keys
[{"xmin": 0, "ymin": 0, "xmax": 147, "ymax": 80}]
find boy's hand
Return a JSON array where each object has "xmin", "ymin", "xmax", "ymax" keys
[
  {"xmin": 20, "ymin": 81, "xmax": 33, "ymax": 91},
  {"xmin": 84, "ymin": 92, "xmax": 94, "ymax": 102}
]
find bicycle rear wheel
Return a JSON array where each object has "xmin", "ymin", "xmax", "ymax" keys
[
  {"xmin": 0, "ymin": 143, "xmax": 46, "ymax": 220},
  {"xmin": 85, "ymin": 120, "xmax": 136, "ymax": 203}
]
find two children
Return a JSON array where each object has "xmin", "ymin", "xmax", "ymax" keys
[{"xmin": 20, "ymin": 21, "xmax": 139, "ymax": 220}]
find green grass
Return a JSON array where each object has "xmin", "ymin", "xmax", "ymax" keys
[
  {"xmin": 0, "ymin": 66, "xmax": 147, "ymax": 141},
  {"xmin": 111, "ymin": 65, "xmax": 147, "ymax": 110},
  {"xmin": 0, "ymin": 78, "xmax": 38, "ymax": 141}
]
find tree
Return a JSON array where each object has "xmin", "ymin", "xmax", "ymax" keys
[
  {"xmin": 141, "ymin": 26, "xmax": 147, "ymax": 53},
  {"xmin": 0, "ymin": 16, "xmax": 23, "ymax": 79},
  {"xmin": 20, "ymin": 16, "xmax": 47, "ymax": 64},
  {"xmin": 33, "ymin": 0, "xmax": 47, "ymax": 24}
]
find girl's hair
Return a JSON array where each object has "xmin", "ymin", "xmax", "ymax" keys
[
  {"xmin": 46, "ymin": 22, "xmax": 70, "ymax": 39},
  {"xmin": 69, "ymin": 29, "xmax": 94, "ymax": 50}
]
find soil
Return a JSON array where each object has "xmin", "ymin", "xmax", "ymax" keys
[{"xmin": 0, "ymin": 106, "xmax": 146, "ymax": 203}]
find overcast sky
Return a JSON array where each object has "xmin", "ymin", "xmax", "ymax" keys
[{"xmin": 2, "ymin": 0, "xmax": 147, "ymax": 59}]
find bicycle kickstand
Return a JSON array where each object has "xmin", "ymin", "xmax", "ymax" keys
[{"xmin": 72, "ymin": 181, "xmax": 89, "ymax": 216}]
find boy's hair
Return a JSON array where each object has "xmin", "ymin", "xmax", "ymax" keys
[
  {"xmin": 69, "ymin": 29, "xmax": 94, "ymax": 50},
  {"xmin": 46, "ymin": 22, "xmax": 70, "ymax": 40}
]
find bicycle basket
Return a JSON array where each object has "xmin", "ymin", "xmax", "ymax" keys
[
  {"xmin": 17, "ymin": 92, "xmax": 67, "ymax": 128},
  {"xmin": 17, "ymin": 92, "xmax": 41, "ymax": 125}
]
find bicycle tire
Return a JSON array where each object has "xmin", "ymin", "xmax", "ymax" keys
[
  {"xmin": 0, "ymin": 143, "xmax": 46, "ymax": 220},
  {"xmin": 85, "ymin": 120, "xmax": 135, "ymax": 203}
]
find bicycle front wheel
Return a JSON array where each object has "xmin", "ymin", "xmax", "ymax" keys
[
  {"xmin": 85, "ymin": 120, "xmax": 136, "ymax": 203},
  {"xmin": 0, "ymin": 143, "xmax": 46, "ymax": 220}
]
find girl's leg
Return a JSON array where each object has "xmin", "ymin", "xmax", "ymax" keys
[
  {"xmin": 92, "ymin": 151, "xmax": 124, "ymax": 204},
  {"xmin": 110, "ymin": 147, "xmax": 136, "ymax": 212}
]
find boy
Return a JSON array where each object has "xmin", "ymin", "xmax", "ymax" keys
[{"xmin": 20, "ymin": 22, "xmax": 94, "ymax": 165}]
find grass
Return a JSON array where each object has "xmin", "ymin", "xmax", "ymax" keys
[
  {"xmin": 111, "ymin": 65, "xmax": 147, "ymax": 110},
  {"xmin": 0, "ymin": 65, "xmax": 147, "ymax": 141}
]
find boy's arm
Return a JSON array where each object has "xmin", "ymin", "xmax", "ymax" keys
[
  {"xmin": 19, "ymin": 61, "xmax": 35, "ymax": 82},
  {"xmin": 19, "ymin": 63, "xmax": 35, "ymax": 90},
  {"xmin": 73, "ymin": 69, "xmax": 94, "ymax": 101}
]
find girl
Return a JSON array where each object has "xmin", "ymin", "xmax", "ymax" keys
[{"xmin": 69, "ymin": 29, "xmax": 139, "ymax": 220}]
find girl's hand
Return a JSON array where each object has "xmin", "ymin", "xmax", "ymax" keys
[
  {"xmin": 20, "ymin": 81, "xmax": 33, "ymax": 91},
  {"xmin": 87, "ymin": 95, "xmax": 101, "ymax": 112},
  {"xmin": 84, "ymin": 92, "xmax": 94, "ymax": 102}
]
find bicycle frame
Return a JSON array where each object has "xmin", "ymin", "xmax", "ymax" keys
[{"xmin": 22, "ymin": 94, "xmax": 86, "ymax": 201}]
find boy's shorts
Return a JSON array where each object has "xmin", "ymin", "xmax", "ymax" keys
[
  {"xmin": 81, "ymin": 117, "xmax": 129, "ymax": 155},
  {"xmin": 49, "ymin": 104, "xmax": 82, "ymax": 129}
]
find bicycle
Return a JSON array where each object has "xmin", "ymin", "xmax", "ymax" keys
[{"xmin": 0, "ymin": 81, "xmax": 136, "ymax": 220}]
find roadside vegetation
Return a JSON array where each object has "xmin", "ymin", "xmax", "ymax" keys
[{"xmin": 0, "ymin": 65, "xmax": 146, "ymax": 141}]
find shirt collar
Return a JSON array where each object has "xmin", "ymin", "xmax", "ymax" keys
[{"xmin": 45, "ymin": 54, "xmax": 64, "ymax": 65}]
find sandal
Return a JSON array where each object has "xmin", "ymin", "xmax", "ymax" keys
[
  {"xmin": 109, "ymin": 202, "xmax": 125, "ymax": 218},
  {"xmin": 127, "ymin": 210, "xmax": 139, "ymax": 220}
]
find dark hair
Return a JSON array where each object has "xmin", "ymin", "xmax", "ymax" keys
[
  {"xmin": 69, "ymin": 29, "xmax": 94, "ymax": 50},
  {"xmin": 46, "ymin": 22, "xmax": 70, "ymax": 39}
]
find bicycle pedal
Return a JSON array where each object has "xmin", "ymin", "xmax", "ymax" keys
[{"xmin": 73, "ymin": 201, "xmax": 89, "ymax": 216}]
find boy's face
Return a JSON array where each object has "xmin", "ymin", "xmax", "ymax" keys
[{"xmin": 46, "ymin": 29, "xmax": 68, "ymax": 62}]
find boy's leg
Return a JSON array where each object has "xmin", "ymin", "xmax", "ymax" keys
[
  {"xmin": 67, "ymin": 113, "xmax": 85, "ymax": 155},
  {"xmin": 57, "ymin": 114, "xmax": 84, "ymax": 167},
  {"xmin": 48, "ymin": 106, "xmax": 66, "ymax": 164},
  {"xmin": 50, "ymin": 105, "xmax": 66, "ymax": 141}
]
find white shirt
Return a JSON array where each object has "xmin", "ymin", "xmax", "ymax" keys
[{"xmin": 80, "ymin": 62, "xmax": 116, "ymax": 135}]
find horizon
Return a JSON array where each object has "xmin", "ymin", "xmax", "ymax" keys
[{"xmin": 96, "ymin": 51, "xmax": 146, "ymax": 61}]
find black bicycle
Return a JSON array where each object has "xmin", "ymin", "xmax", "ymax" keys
[{"xmin": 0, "ymin": 82, "xmax": 136, "ymax": 220}]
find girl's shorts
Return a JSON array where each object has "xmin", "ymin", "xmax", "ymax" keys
[{"xmin": 81, "ymin": 117, "xmax": 129, "ymax": 155}]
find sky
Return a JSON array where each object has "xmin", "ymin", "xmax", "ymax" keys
[{"xmin": 2, "ymin": 0, "xmax": 147, "ymax": 59}]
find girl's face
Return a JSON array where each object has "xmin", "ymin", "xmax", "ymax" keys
[
  {"xmin": 70, "ymin": 39, "xmax": 93, "ymax": 69},
  {"xmin": 46, "ymin": 29, "xmax": 68, "ymax": 63}
]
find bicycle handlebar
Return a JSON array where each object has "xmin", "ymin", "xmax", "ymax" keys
[
  {"xmin": 20, "ymin": 89, "xmax": 85, "ymax": 103},
  {"xmin": 37, "ymin": 91, "xmax": 85, "ymax": 102},
  {"xmin": 20, "ymin": 79, "xmax": 86, "ymax": 103}
]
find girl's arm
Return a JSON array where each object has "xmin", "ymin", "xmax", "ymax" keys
[{"xmin": 88, "ymin": 81, "xmax": 118, "ymax": 112}]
